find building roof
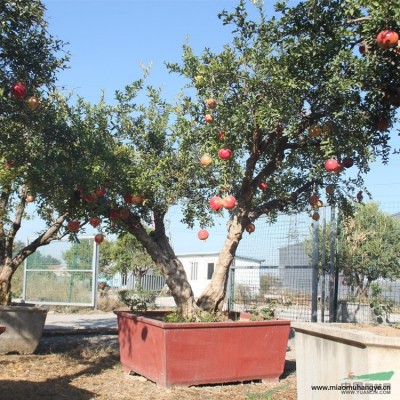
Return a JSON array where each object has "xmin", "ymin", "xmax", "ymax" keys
[{"xmin": 176, "ymin": 252, "xmax": 264, "ymax": 262}]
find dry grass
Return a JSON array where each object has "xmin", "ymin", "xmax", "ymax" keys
[
  {"xmin": 96, "ymin": 292, "xmax": 126, "ymax": 312},
  {"xmin": 0, "ymin": 336, "xmax": 297, "ymax": 400}
]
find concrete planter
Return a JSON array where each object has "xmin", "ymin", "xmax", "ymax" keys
[
  {"xmin": 292, "ymin": 322, "xmax": 400, "ymax": 400},
  {"xmin": 115, "ymin": 310, "xmax": 290, "ymax": 387},
  {"xmin": 0, "ymin": 304, "xmax": 48, "ymax": 354},
  {"xmin": 336, "ymin": 301, "xmax": 375, "ymax": 323}
]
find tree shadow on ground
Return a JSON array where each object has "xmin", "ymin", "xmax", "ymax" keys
[
  {"xmin": 0, "ymin": 380, "xmax": 95, "ymax": 400},
  {"xmin": 0, "ymin": 335, "xmax": 120, "ymax": 400},
  {"xmin": 35, "ymin": 333, "xmax": 119, "ymax": 355}
]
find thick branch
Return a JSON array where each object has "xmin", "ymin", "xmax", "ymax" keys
[
  {"xmin": 10, "ymin": 189, "xmax": 28, "ymax": 242},
  {"xmin": 125, "ymin": 213, "xmax": 169, "ymax": 263},
  {"xmin": 241, "ymin": 126, "xmax": 264, "ymax": 191},
  {"xmin": 251, "ymin": 136, "xmax": 289, "ymax": 191},
  {"xmin": 151, "ymin": 210, "xmax": 167, "ymax": 239},
  {"xmin": 0, "ymin": 185, "xmax": 12, "ymax": 266},
  {"xmin": 125, "ymin": 213, "xmax": 196, "ymax": 314},
  {"xmin": 249, "ymin": 180, "xmax": 317, "ymax": 220},
  {"xmin": 10, "ymin": 213, "xmax": 67, "ymax": 271}
]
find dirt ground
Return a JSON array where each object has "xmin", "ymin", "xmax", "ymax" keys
[
  {"xmin": 331, "ymin": 323, "xmax": 400, "ymax": 336},
  {"xmin": 0, "ymin": 334, "xmax": 297, "ymax": 400}
]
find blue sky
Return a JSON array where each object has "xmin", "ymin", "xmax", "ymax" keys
[
  {"xmin": 17, "ymin": 0, "xmax": 400, "ymax": 254},
  {"xmin": 44, "ymin": 0, "xmax": 247, "ymax": 103}
]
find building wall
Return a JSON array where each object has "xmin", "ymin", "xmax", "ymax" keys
[
  {"xmin": 278, "ymin": 241, "xmax": 310, "ymax": 268},
  {"xmin": 179, "ymin": 254, "xmax": 262, "ymax": 297},
  {"xmin": 178, "ymin": 254, "xmax": 219, "ymax": 297},
  {"xmin": 111, "ymin": 254, "xmax": 263, "ymax": 298}
]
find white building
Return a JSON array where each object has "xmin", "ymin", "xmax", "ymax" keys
[
  {"xmin": 178, "ymin": 252, "xmax": 263, "ymax": 297},
  {"xmin": 110, "ymin": 252, "xmax": 263, "ymax": 298}
]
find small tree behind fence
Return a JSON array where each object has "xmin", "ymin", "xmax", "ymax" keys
[
  {"xmin": 23, "ymin": 237, "xmax": 99, "ymax": 307},
  {"xmin": 227, "ymin": 202, "xmax": 400, "ymax": 324}
]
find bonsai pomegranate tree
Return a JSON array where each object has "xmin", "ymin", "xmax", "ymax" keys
[
  {"xmin": 164, "ymin": 0, "xmax": 400, "ymax": 314},
  {"xmin": 52, "ymin": 0, "xmax": 400, "ymax": 319}
]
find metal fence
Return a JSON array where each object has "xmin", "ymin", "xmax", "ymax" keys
[
  {"xmin": 23, "ymin": 237, "xmax": 99, "ymax": 307},
  {"xmin": 227, "ymin": 266, "xmax": 400, "ymax": 323},
  {"xmin": 227, "ymin": 203, "xmax": 400, "ymax": 324},
  {"xmin": 111, "ymin": 271, "xmax": 166, "ymax": 292}
]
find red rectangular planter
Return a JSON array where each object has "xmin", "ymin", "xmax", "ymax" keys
[{"xmin": 115, "ymin": 311, "xmax": 290, "ymax": 387}]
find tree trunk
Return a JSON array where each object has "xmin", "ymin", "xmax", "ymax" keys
[
  {"xmin": 160, "ymin": 256, "xmax": 198, "ymax": 318},
  {"xmin": 134, "ymin": 268, "xmax": 147, "ymax": 291},
  {"xmin": 354, "ymin": 273, "xmax": 369, "ymax": 300},
  {"xmin": 197, "ymin": 215, "xmax": 245, "ymax": 313},
  {"xmin": 126, "ymin": 213, "xmax": 199, "ymax": 319},
  {"xmin": 0, "ymin": 261, "xmax": 13, "ymax": 305},
  {"xmin": 356, "ymin": 279, "xmax": 371, "ymax": 300}
]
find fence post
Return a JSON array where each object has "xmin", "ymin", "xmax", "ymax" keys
[
  {"xmin": 93, "ymin": 240, "xmax": 100, "ymax": 310},
  {"xmin": 321, "ymin": 206, "xmax": 327, "ymax": 322},
  {"xmin": 333, "ymin": 209, "xmax": 342, "ymax": 322},
  {"xmin": 329, "ymin": 204, "xmax": 336, "ymax": 322},
  {"xmin": 311, "ymin": 218, "xmax": 319, "ymax": 322},
  {"xmin": 227, "ymin": 266, "xmax": 235, "ymax": 313}
]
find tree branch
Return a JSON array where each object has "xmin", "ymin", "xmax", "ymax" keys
[
  {"xmin": 0, "ymin": 184, "xmax": 12, "ymax": 241},
  {"xmin": 10, "ymin": 213, "xmax": 67, "ymax": 271},
  {"xmin": 346, "ymin": 16, "xmax": 371, "ymax": 25},
  {"xmin": 250, "ymin": 136, "xmax": 289, "ymax": 192},
  {"xmin": 240, "ymin": 126, "xmax": 264, "ymax": 191},
  {"xmin": 9, "ymin": 186, "xmax": 28, "ymax": 242},
  {"xmin": 249, "ymin": 179, "xmax": 317, "ymax": 220}
]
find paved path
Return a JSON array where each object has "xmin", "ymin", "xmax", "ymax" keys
[{"xmin": 44, "ymin": 311, "xmax": 118, "ymax": 334}]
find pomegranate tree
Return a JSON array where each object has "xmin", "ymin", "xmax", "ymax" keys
[{"xmin": 55, "ymin": 1, "xmax": 400, "ymax": 320}]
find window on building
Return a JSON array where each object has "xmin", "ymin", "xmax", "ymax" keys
[
  {"xmin": 190, "ymin": 262, "xmax": 198, "ymax": 280},
  {"xmin": 207, "ymin": 263, "xmax": 214, "ymax": 280}
]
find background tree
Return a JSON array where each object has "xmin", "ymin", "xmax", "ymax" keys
[
  {"xmin": 339, "ymin": 202, "xmax": 400, "ymax": 298},
  {"xmin": 100, "ymin": 234, "xmax": 157, "ymax": 291},
  {"xmin": 0, "ymin": 0, "xmax": 119, "ymax": 305},
  {"xmin": 62, "ymin": 239, "xmax": 93, "ymax": 271},
  {"xmin": 98, "ymin": 239, "xmax": 113, "ymax": 280},
  {"xmin": 0, "ymin": 0, "xmax": 69, "ymax": 304},
  {"xmin": 24, "ymin": 251, "xmax": 61, "ymax": 270}
]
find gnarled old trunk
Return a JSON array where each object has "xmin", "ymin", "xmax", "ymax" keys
[
  {"xmin": 158, "ymin": 254, "xmax": 198, "ymax": 318},
  {"xmin": 126, "ymin": 212, "xmax": 199, "ymax": 319},
  {"xmin": 126, "ymin": 211, "xmax": 247, "ymax": 318},
  {"xmin": 197, "ymin": 215, "xmax": 245, "ymax": 313}
]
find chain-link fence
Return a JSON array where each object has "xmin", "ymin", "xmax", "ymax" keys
[
  {"xmin": 227, "ymin": 266, "xmax": 318, "ymax": 322},
  {"xmin": 227, "ymin": 203, "xmax": 400, "ymax": 324}
]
